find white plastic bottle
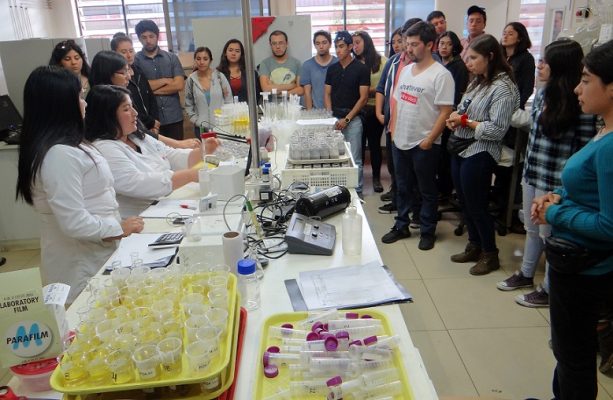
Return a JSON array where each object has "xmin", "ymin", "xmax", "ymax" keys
[
  {"xmin": 342, "ymin": 206, "xmax": 362, "ymax": 255},
  {"xmin": 237, "ymin": 259, "xmax": 260, "ymax": 310}
]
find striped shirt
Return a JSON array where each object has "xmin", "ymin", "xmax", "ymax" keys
[
  {"xmin": 454, "ymin": 72, "xmax": 519, "ymax": 161},
  {"xmin": 523, "ymin": 89, "xmax": 597, "ymax": 192}
]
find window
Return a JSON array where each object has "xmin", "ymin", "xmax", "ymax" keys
[
  {"xmin": 296, "ymin": 0, "xmax": 386, "ymax": 54},
  {"xmin": 519, "ymin": 0, "xmax": 547, "ymax": 62},
  {"xmin": 75, "ymin": 0, "xmax": 269, "ymax": 51}
]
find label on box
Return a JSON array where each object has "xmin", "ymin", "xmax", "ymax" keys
[{"xmin": 0, "ymin": 268, "xmax": 62, "ymax": 368}]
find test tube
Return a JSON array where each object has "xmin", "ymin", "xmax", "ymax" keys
[
  {"xmin": 268, "ymin": 326, "xmax": 309, "ymax": 339},
  {"xmin": 327, "ymin": 319, "xmax": 383, "ymax": 331},
  {"xmin": 329, "ymin": 324, "xmax": 385, "ymax": 339},
  {"xmin": 263, "ymin": 351, "xmax": 300, "ymax": 367},
  {"xmin": 289, "ymin": 380, "xmax": 329, "ymax": 396},
  {"xmin": 354, "ymin": 380, "xmax": 403, "ymax": 398},
  {"xmin": 297, "ymin": 308, "xmax": 339, "ymax": 329}
]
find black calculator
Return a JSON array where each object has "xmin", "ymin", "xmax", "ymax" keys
[{"xmin": 148, "ymin": 232, "xmax": 184, "ymax": 248}]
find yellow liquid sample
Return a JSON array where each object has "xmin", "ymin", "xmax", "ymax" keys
[
  {"xmin": 62, "ymin": 362, "xmax": 88, "ymax": 386},
  {"xmin": 161, "ymin": 359, "xmax": 182, "ymax": 377}
]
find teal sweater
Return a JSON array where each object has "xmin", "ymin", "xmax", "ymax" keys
[{"xmin": 546, "ymin": 132, "xmax": 613, "ymax": 275}]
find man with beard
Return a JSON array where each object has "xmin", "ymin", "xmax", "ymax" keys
[
  {"xmin": 301, "ymin": 30, "xmax": 337, "ymax": 109},
  {"xmin": 134, "ymin": 19, "xmax": 185, "ymax": 140},
  {"xmin": 381, "ymin": 21, "xmax": 454, "ymax": 250},
  {"xmin": 259, "ymin": 30, "xmax": 304, "ymax": 96}
]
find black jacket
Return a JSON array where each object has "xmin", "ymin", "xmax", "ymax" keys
[
  {"xmin": 128, "ymin": 64, "xmax": 159, "ymax": 130},
  {"xmin": 508, "ymin": 50, "xmax": 535, "ymax": 109},
  {"xmin": 445, "ymin": 56, "xmax": 469, "ymax": 108}
]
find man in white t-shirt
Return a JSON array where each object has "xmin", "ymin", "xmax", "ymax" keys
[{"xmin": 381, "ymin": 21, "xmax": 455, "ymax": 250}]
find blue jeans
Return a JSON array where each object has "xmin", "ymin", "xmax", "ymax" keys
[
  {"xmin": 521, "ymin": 180, "xmax": 550, "ymax": 292},
  {"xmin": 451, "ymin": 151, "xmax": 497, "ymax": 252},
  {"xmin": 392, "ymin": 142, "xmax": 440, "ymax": 236},
  {"xmin": 342, "ymin": 117, "xmax": 363, "ymax": 193}
]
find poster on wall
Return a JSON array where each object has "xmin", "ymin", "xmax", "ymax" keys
[{"xmin": 551, "ymin": 9, "xmax": 565, "ymax": 42}]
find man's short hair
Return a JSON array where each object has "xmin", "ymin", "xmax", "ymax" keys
[
  {"xmin": 426, "ymin": 11, "xmax": 445, "ymax": 22},
  {"xmin": 135, "ymin": 19, "xmax": 159, "ymax": 37},
  {"xmin": 269, "ymin": 30, "xmax": 288, "ymax": 43},
  {"xmin": 401, "ymin": 18, "xmax": 423, "ymax": 35},
  {"xmin": 467, "ymin": 5, "xmax": 487, "ymax": 23},
  {"xmin": 313, "ymin": 30, "xmax": 332, "ymax": 45},
  {"xmin": 405, "ymin": 21, "xmax": 437, "ymax": 45}
]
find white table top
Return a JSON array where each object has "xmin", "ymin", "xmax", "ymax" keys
[{"xmin": 8, "ymin": 151, "xmax": 438, "ymax": 399}]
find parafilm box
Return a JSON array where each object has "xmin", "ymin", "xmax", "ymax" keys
[{"xmin": 0, "ymin": 268, "xmax": 62, "ymax": 368}]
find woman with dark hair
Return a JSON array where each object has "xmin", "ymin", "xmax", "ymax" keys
[
  {"xmin": 90, "ymin": 50, "xmax": 198, "ymax": 150},
  {"xmin": 497, "ymin": 39, "xmax": 596, "ymax": 308},
  {"xmin": 49, "ymin": 39, "xmax": 91, "ymax": 98},
  {"xmin": 85, "ymin": 85, "xmax": 218, "ymax": 217},
  {"xmin": 16, "ymin": 66, "xmax": 143, "ymax": 303},
  {"xmin": 445, "ymin": 34, "xmax": 520, "ymax": 275},
  {"xmin": 217, "ymin": 39, "xmax": 260, "ymax": 103},
  {"xmin": 111, "ymin": 33, "xmax": 159, "ymax": 135},
  {"xmin": 532, "ymin": 39, "xmax": 613, "ymax": 399},
  {"xmin": 501, "ymin": 22, "xmax": 535, "ymax": 109},
  {"xmin": 352, "ymin": 30, "xmax": 387, "ymax": 192},
  {"xmin": 388, "ymin": 28, "xmax": 403, "ymax": 57},
  {"xmin": 185, "ymin": 46, "xmax": 232, "ymax": 136},
  {"xmin": 437, "ymin": 30, "xmax": 469, "ymax": 202}
]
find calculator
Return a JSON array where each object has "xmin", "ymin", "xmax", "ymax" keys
[{"xmin": 148, "ymin": 232, "xmax": 184, "ymax": 248}]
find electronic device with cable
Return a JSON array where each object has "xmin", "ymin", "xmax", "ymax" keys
[
  {"xmin": 294, "ymin": 185, "xmax": 351, "ymax": 219},
  {"xmin": 285, "ymin": 212, "xmax": 336, "ymax": 256}
]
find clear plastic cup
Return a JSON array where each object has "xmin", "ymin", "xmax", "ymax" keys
[
  {"xmin": 151, "ymin": 299, "xmax": 175, "ymax": 322},
  {"xmin": 86, "ymin": 348, "xmax": 112, "ymax": 384},
  {"xmin": 95, "ymin": 318, "xmax": 120, "ymax": 344},
  {"xmin": 195, "ymin": 326, "xmax": 222, "ymax": 358},
  {"xmin": 139, "ymin": 321, "xmax": 164, "ymax": 345},
  {"xmin": 185, "ymin": 340, "xmax": 212, "ymax": 376},
  {"xmin": 163, "ymin": 321, "xmax": 183, "ymax": 340},
  {"xmin": 131, "ymin": 265, "xmax": 150, "ymax": 277},
  {"xmin": 106, "ymin": 305, "xmax": 131, "ymax": 322},
  {"xmin": 208, "ymin": 274, "xmax": 229, "ymax": 291},
  {"xmin": 206, "ymin": 308, "xmax": 228, "ymax": 335},
  {"xmin": 132, "ymin": 344, "xmax": 160, "ymax": 381},
  {"xmin": 185, "ymin": 315, "xmax": 209, "ymax": 343},
  {"xmin": 134, "ymin": 294, "xmax": 154, "ymax": 308},
  {"xmin": 184, "ymin": 302, "xmax": 210, "ymax": 318},
  {"xmin": 105, "ymin": 349, "xmax": 134, "ymax": 384},
  {"xmin": 59, "ymin": 353, "xmax": 88, "ymax": 387},
  {"xmin": 110, "ymin": 267, "xmax": 131, "ymax": 288},
  {"xmin": 108, "ymin": 333, "xmax": 138, "ymax": 352},
  {"xmin": 182, "ymin": 293, "xmax": 205, "ymax": 306},
  {"xmin": 207, "ymin": 288, "xmax": 229, "ymax": 310},
  {"xmin": 157, "ymin": 337, "xmax": 183, "ymax": 377}
]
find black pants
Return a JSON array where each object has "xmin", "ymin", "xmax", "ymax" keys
[
  {"xmin": 159, "ymin": 120, "xmax": 184, "ymax": 140},
  {"xmin": 385, "ymin": 131, "xmax": 396, "ymax": 204},
  {"xmin": 550, "ymin": 267, "xmax": 613, "ymax": 399},
  {"xmin": 437, "ymin": 129, "xmax": 454, "ymax": 199},
  {"xmin": 362, "ymin": 105, "xmax": 383, "ymax": 180}
]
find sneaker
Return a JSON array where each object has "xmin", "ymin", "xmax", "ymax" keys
[
  {"xmin": 496, "ymin": 271, "xmax": 534, "ymax": 291},
  {"xmin": 418, "ymin": 234, "xmax": 436, "ymax": 250},
  {"xmin": 598, "ymin": 321, "xmax": 613, "ymax": 374},
  {"xmin": 381, "ymin": 226, "xmax": 411, "ymax": 244},
  {"xmin": 378, "ymin": 203, "xmax": 397, "ymax": 214},
  {"xmin": 380, "ymin": 191, "xmax": 393, "ymax": 202},
  {"xmin": 409, "ymin": 216, "xmax": 421, "ymax": 229},
  {"xmin": 515, "ymin": 285, "xmax": 549, "ymax": 308}
]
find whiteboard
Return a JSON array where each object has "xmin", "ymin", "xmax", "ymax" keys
[{"xmin": 192, "ymin": 15, "xmax": 312, "ymax": 71}]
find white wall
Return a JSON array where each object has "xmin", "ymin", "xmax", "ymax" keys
[{"xmin": 434, "ymin": 0, "xmax": 521, "ymax": 38}]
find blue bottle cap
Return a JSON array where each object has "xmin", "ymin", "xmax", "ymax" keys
[
  {"xmin": 262, "ymin": 167, "xmax": 270, "ymax": 174},
  {"xmin": 237, "ymin": 259, "xmax": 256, "ymax": 275}
]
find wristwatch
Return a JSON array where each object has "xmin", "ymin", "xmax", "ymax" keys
[{"xmin": 344, "ymin": 117, "xmax": 351, "ymax": 124}]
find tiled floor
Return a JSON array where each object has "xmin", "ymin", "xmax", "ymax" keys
[
  {"xmin": 2, "ymin": 178, "xmax": 612, "ymax": 399},
  {"xmin": 359, "ymin": 168, "xmax": 613, "ymax": 400}
]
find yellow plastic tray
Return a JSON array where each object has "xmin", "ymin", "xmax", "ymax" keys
[
  {"xmin": 51, "ymin": 274, "xmax": 238, "ymax": 395},
  {"xmin": 254, "ymin": 309, "xmax": 414, "ymax": 399},
  {"xmin": 61, "ymin": 297, "xmax": 241, "ymax": 400}
]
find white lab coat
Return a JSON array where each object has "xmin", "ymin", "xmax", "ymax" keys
[
  {"xmin": 32, "ymin": 144, "xmax": 123, "ymax": 304},
  {"xmin": 94, "ymin": 134, "xmax": 191, "ymax": 217}
]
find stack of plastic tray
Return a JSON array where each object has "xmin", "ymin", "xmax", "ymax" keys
[
  {"xmin": 51, "ymin": 275, "xmax": 240, "ymax": 400},
  {"xmin": 254, "ymin": 309, "xmax": 414, "ymax": 399},
  {"xmin": 281, "ymin": 142, "xmax": 358, "ymax": 189}
]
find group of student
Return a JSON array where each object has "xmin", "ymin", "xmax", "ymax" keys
[{"xmin": 13, "ymin": 7, "xmax": 613, "ymax": 400}]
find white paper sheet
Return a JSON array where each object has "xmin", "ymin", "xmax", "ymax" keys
[
  {"xmin": 297, "ymin": 262, "xmax": 408, "ymax": 310},
  {"xmin": 103, "ymin": 233, "xmax": 177, "ymax": 269},
  {"xmin": 139, "ymin": 199, "xmax": 199, "ymax": 218}
]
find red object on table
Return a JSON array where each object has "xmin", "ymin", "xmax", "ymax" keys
[{"xmin": 218, "ymin": 307, "xmax": 247, "ymax": 400}]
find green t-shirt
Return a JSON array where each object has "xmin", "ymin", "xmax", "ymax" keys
[{"xmin": 259, "ymin": 56, "xmax": 302, "ymax": 85}]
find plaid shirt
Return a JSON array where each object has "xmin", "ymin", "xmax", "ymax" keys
[{"xmin": 523, "ymin": 89, "xmax": 598, "ymax": 191}]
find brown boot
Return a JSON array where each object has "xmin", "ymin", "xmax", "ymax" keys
[
  {"xmin": 469, "ymin": 250, "xmax": 500, "ymax": 275},
  {"xmin": 450, "ymin": 242, "xmax": 482, "ymax": 263}
]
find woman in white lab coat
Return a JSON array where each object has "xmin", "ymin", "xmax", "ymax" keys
[
  {"xmin": 16, "ymin": 66, "xmax": 144, "ymax": 304},
  {"xmin": 84, "ymin": 85, "xmax": 219, "ymax": 217}
]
